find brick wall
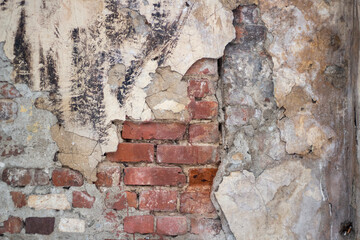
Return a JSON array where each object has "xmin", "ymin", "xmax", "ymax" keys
[{"xmin": 0, "ymin": 58, "xmax": 223, "ymax": 239}]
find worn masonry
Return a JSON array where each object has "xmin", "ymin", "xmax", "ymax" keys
[{"xmin": 0, "ymin": 0, "xmax": 359, "ymax": 239}]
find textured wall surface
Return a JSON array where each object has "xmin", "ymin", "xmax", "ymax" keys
[{"xmin": 0, "ymin": 0, "xmax": 358, "ymax": 239}]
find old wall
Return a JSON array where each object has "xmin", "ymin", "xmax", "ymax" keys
[{"xmin": 0, "ymin": 0, "xmax": 357, "ymax": 239}]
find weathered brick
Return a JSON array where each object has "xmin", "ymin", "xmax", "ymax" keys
[
  {"xmin": 124, "ymin": 167, "xmax": 186, "ymax": 186},
  {"xmin": 185, "ymin": 58, "xmax": 218, "ymax": 75},
  {"xmin": 156, "ymin": 216, "xmax": 187, "ymax": 236},
  {"xmin": 72, "ymin": 191, "xmax": 95, "ymax": 208},
  {"xmin": 105, "ymin": 191, "xmax": 137, "ymax": 210},
  {"xmin": 188, "ymin": 100, "xmax": 218, "ymax": 120},
  {"xmin": 106, "ymin": 143, "xmax": 154, "ymax": 163},
  {"xmin": 2, "ymin": 168, "xmax": 49, "ymax": 187},
  {"xmin": 59, "ymin": 218, "xmax": 85, "ymax": 233},
  {"xmin": 0, "ymin": 216, "xmax": 23, "ymax": 234},
  {"xmin": 188, "ymin": 168, "xmax": 218, "ymax": 191},
  {"xmin": 188, "ymin": 79, "xmax": 211, "ymax": 98},
  {"xmin": 95, "ymin": 162, "xmax": 121, "ymax": 187},
  {"xmin": 122, "ymin": 121, "xmax": 186, "ymax": 140},
  {"xmin": 0, "ymin": 82, "xmax": 21, "ymax": 98},
  {"xmin": 52, "ymin": 168, "xmax": 83, "ymax": 187},
  {"xmin": 157, "ymin": 145, "xmax": 218, "ymax": 164},
  {"xmin": 27, "ymin": 194, "xmax": 71, "ymax": 210},
  {"xmin": 25, "ymin": 217, "xmax": 55, "ymax": 235},
  {"xmin": 189, "ymin": 123, "xmax": 220, "ymax": 143},
  {"xmin": 123, "ymin": 215, "xmax": 154, "ymax": 234},
  {"xmin": 180, "ymin": 192, "xmax": 215, "ymax": 214},
  {"xmin": 0, "ymin": 99, "xmax": 17, "ymax": 121},
  {"xmin": 190, "ymin": 218, "xmax": 222, "ymax": 235},
  {"xmin": 10, "ymin": 191, "xmax": 27, "ymax": 208},
  {"xmin": 139, "ymin": 190, "xmax": 177, "ymax": 211}
]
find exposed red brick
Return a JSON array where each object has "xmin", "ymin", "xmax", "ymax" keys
[
  {"xmin": 139, "ymin": 190, "xmax": 177, "ymax": 211},
  {"xmin": 105, "ymin": 191, "xmax": 137, "ymax": 210},
  {"xmin": 106, "ymin": 143, "xmax": 154, "ymax": 163},
  {"xmin": 189, "ymin": 123, "xmax": 220, "ymax": 143},
  {"xmin": 180, "ymin": 192, "xmax": 215, "ymax": 214},
  {"xmin": 188, "ymin": 79, "xmax": 211, "ymax": 98},
  {"xmin": 185, "ymin": 58, "xmax": 218, "ymax": 75},
  {"xmin": 122, "ymin": 121, "xmax": 186, "ymax": 140},
  {"xmin": 52, "ymin": 168, "xmax": 83, "ymax": 187},
  {"xmin": 188, "ymin": 100, "xmax": 218, "ymax": 120},
  {"xmin": 95, "ymin": 163, "xmax": 121, "ymax": 188},
  {"xmin": 10, "ymin": 191, "xmax": 27, "ymax": 208},
  {"xmin": 25, "ymin": 217, "xmax": 55, "ymax": 235},
  {"xmin": 190, "ymin": 218, "xmax": 222, "ymax": 235},
  {"xmin": 0, "ymin": 216, "xmax": 23, "ymax": 234},
  {"xmin": 0, "ymin": 82, "xmax": 21, "ymax": 98},
  {"xmin": 0, "ymin": 99, "xmax": 17, "ymax": 121},
  {"xmin": 123, "ymin": 215, "xmax": 154, "ymax": 234},
  {"xmin": 156, "ymin": 216, "xmax": 187, "ymax": 236},
  {"xmin": 188, "ymin": 168, "xmax": 218, "ymax": 191},
  {"xmin": 124, "ymin": 167, "xmax": 186, "ymax": 186},
  {"xmin": 157, "ymin": 145, "xmax": 218, "ymax": 165},
  {"xmin": 72, "ymin": 191, "xmax": 95, "ymax": 208},
  {"xmin": 2, "ymin": 168, "xmax": 49, "ymax": 187},
  {"xmin": 234, "ymin": 25, "xmax": 245, "ymax": 42}
]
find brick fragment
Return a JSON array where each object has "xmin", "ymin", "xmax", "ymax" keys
[
  {"xmin": 188, "ymin": 100, "xmax": 218, "ymax": 120},
  {"xmin": 157, "ymin": 145, "xmax": 218, "ymax": 164},
  {"xmin": 124, "ymin": 167, "xmax": 186, "ymax": 186},
  {"xmin": 139, "ymin": 190, "xmax": 177, "ymax": 211},
  {"xmin": 180, "ymin": 192, "xmax": 215, "ymax": 214},
  {"xmin": 189, "ymin": 123, "xmax": 220, "ymax": 143},
  {"xmin": 27, "ymin": 194, "xmax": 71, "ymax": 210},
  {"xmin": 156, "ymin": 216, "xmax": 187, "ymax": 236},
  {"xmin": 190, "ymin": 218, "xmax": 222, "ymax": 235},
  {"xmin": 52, "ymin": 168, "xmax": 83, "ymax": 187},
  {"xmin": 0, "ymin": 82, "xmax": 21, "ymax": 98},
  {"xmin": 123, "ymin": 215, "xmax": 154, "ymax": 234},
  {"xmin": 0, "ymin": 216, "xmax": 23, "ymax": 234},
  {"xmin": 105, "ymin": 191, "xmax": 137, "ymax": 210},
  {"xmin": 72, "ymin": 191, "xmax": 95, "ymax": 208},
  {"xmin": 95, "ymin": 162, "xmax": 121, "ymax": 187},
  {"xmin": 188, "ymin": 79, "xmax": 211, "ymax": 98},
  {"xmin": 122, "ymin": 121, "xmax": 186, "ymax": 140},
  {"xmin": 0, "ymin": 99, "xmax": 17, "ymax": 121},
  {"xmin": 25, "ymin": 217, "xmax": 55, "ymax": 235},
  {"xmin": 188, "ymin": 168, "xmax": 218, "ymax": 191},
  {"xmin": 107, "ymin": 143, "xmax": 154, "ymax": 163},
  {"xmin": 185, "ymin": 58, "xmax": 218, "ymax": 75},
  {"xmin": 2, "ymin": 168, "xmax": 49, "ymax": 187},
  {"xmin": 10, "ymin": 191, "xmax": 27, "ymax": 208}
]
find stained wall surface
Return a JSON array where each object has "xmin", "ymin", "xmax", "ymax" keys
[{"xmin": 0, "ymin": 0, "xmax": 357, "ymax": 239}]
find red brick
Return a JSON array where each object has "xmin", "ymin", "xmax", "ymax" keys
[
  {"xmin": 190, "ymin": 218, "xmax": 222, "ymax": 235},
  {"xmin": 122, "ymin": 121, "xmax": 186, "ymax": 140},
  {"xmin": 124, "ymin": 167, "xmax": 186, "ymax": 186},
  {"xmin": 72, "ymin": 191, "xmax": 95, "ymax": 208},
  {"xmin": 139, "ymin": 190, "xmax": 177, "ymax": 211},
  {"xmin": 52, "ymin": 168, "xmax": 83, "ymax": 187},
  {"xmin": 188, "ymin": 168, "xmax": 218, "ymax": 191},
  {"xmin": 106, "ymin": 143, "xmax": 154, "ymax": 163},
  {"xmin": 0, "ymin": 82, "xmax": 21, "ymax": 98},
  {"xmin": 185, "ymin": 59, "xmax": 218, "ymax": 75},
  {"xmin": 123, "ymin": 215, "xmax": 154, "ymax": 234},
  {"xmin": 180, "ymin": 192, "xmax": 215, "ymax": 214},
  {"xmin": 105, "ymin": 191, "xmax": 137, "ymax": 210},
  {"xmin": 156, "ymin": 216, "xmax": 187, "ymax": 236},
  {"xmin": 2, "ymin": 168, "xmax": 49, "ymax": 187},
  {"xmin": 95, "ymin": 162, "xmax": 121, "ymax": 188},
  {"xmin": 25, "ymin": 217, "xmax": 55, "ymax": 235},
  {"xmin": 10, "ymin": 191, "xmax": 27, "ymax": 208},
  {"xmin": 157, "ymin": 145, "xmax": 218, "ymax": 165},
  {"xmin": 189, "ymin": 123, "xmax": 220, "ymax": 143},
  {"xmin": 0, "ymin": 216, "xmax": 23, "ymax": 234},
  {"xmin": 188, "ymin": 79, "xmax": 211, "ymax": 98},
  {"xmin": 0, "ymin": 99, "xmax": 17, "ymax": 121},
  {"xmin": 188, "ymin": 100, "xmax": 218, "ymax": 120}
]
